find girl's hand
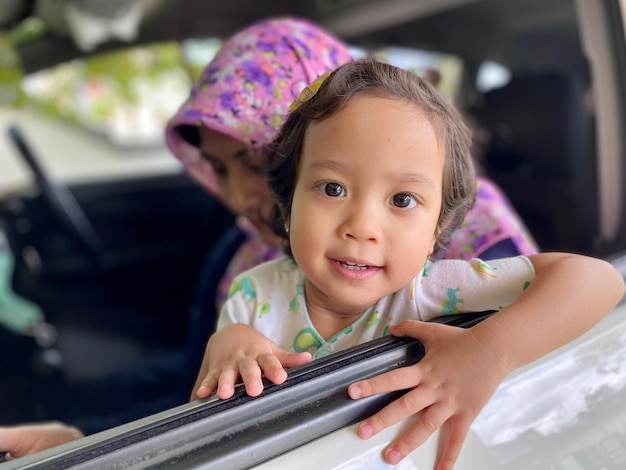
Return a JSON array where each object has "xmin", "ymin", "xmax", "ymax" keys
[
  {"xmin": 348, "ymin": 320, "xmax": 511, "ymax": 470},
  {"xmin": 194, "ymin": 324, "xmax": 312, "ymax": 400}
]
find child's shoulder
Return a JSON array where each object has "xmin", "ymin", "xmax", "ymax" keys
[
  {"xmin": 233, "ymin": 256, "xmax": 300, "ymax": 282},
  {"xmin": 227, "ymin": 256, "xmax": 300, "ymax": 302}
]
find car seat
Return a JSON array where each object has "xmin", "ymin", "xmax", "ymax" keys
[
  {"xmin": 180, "ymin": 224, "xmax": 247, "ymax": 396},
  {"xmin": 59, "ymin": 224, "xmax": 246, "ymax": 434},
  {"xmin": 481, "ymin": 72, "xmax": 597, "ymax": 253}
]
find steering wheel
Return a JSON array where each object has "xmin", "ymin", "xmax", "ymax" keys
[{"xmin": 7, "ymin": 125, "xmax": 104, "ymax": 266}]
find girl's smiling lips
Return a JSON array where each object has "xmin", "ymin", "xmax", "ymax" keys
[{"xmin": 329, "ymin": 257, "xmax": 382, "ymax": 280}]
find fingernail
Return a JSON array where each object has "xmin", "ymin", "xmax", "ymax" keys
[
  {"xmin": 249, "ymin": 380, "xmax": 263, "ymax": 392},
  {"xmin": 349, "ymin": 385, "xmax": 362, "ymax": 398},
  {"xmin": 385, "ymin": 448, "xmax": 402, "ymax": 465},
  {"xmin": 359, "ymin": 422, "xmax": 373, "ymax": 439}
]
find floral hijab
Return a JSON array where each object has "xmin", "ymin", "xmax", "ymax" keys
[{"xmin": 165, "ymin": 16, "xmax": 353, "ymax": 195}]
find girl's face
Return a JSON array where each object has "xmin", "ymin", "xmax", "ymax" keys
[
  {"xmin": 289, "ymin": 96, "xmax": 444, "ymax": 316},
  {"xmin": 197, "ymin": 127, "xmax": 282, "ymax": 246}
]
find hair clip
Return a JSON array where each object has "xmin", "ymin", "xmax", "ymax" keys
[{"xmin": 289, "ymin": 71, "xmax": 332, "ymax": 112}]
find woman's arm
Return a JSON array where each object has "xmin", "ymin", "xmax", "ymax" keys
[
  {"xmin": 348, "ymin": 252, "xmax": 624, "ymax": 469},
  {"xmin": 0, "ymin": 422, "xmax": 84, "ymax": 459}
]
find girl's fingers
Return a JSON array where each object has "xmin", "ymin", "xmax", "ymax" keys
[
  {"xmin": 216, "ymin": 363, "xmax": 240, "ymax": 399},
  {"xmin": 257, "ymin": 354, "xmax": 288, "ymax": 385},
  {"xmin": 381, "ymin": 404, "xmax": 450, "ymax": 466},
  {"xmin": 196, "ymin": 372, "xmax": 219, "ymax": 398},
  {"xmin": 355, "ymin": 386, "xmax": 432, "ymax": 439},
  {"xmin": 276, "ymin": 350, "xmax": 313, "ymax": 368},
  {"xmin": 237, "ymin": 359, "xmax": 264, "ymax": 397},
  {"xmin": 433, "ymin": 417, "xmax": 472, "ymax": 470},
  {"xmin": 212, "ymin": 350, "xmax": 309, "ymax": 400},
  {"xmin": 349, "ymin": 321, "xmax": 448, "ymax": 400},
  {"xmin": 195, "ymin": 382, "xmax": 213, "ymax": 399},
  {"xmin": 349, "ymin": 364, "xmax": 422, "ymax": 400}
]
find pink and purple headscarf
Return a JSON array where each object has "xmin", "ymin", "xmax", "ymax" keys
[{"xmin": 165, "ymin": 16, "xmax": 353, "ymax": 195}]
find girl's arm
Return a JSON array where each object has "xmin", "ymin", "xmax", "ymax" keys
[
  {"xmin": 348, "ymin": 252, "xmax": 624, "ymax": 469},
  {"xmin": 191, "ymin": 324, "xmax": 312, "ymax": 400},
  {"xmin": 471, "ymin": 252, "xmax": 623, "ymax": 369}
]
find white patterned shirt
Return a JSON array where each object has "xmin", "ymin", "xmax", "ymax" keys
[{"xmin": 217, "ymin": 256, "xmax": 535, "ymax": 359}]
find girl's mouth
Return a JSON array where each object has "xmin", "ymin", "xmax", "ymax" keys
[
  {"xmin": 331, "ymin": 258, "xmax": 381, "ymax": 280},
  {"xmin": 337, "ymin": 260, "xmax": 371, "ymax": 271}
]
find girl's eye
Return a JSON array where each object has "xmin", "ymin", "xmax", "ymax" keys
[
  {"xmin": 318, "ymin": 182, "xmax": 346, "ymax": 197},
  {"xmin": 392, "ymin": 193, "xmax": 417, "ymax": 209}
]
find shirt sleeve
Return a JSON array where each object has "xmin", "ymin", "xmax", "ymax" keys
[
  {"xmin": 415, "ymin": 256, "xmax": 535, "ymax": 320},
  {"xmin": 216, "ymin": 273, "xmax": 258, "ymax": 331}
]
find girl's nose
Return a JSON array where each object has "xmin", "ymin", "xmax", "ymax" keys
[{"xmin": 339, "ymin": 203, "xmax": 380, "ymax": 242}]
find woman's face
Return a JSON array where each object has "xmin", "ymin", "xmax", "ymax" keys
[{"xmin": 197, "ymin": 127, "xmax": 282, "ymax": 246}]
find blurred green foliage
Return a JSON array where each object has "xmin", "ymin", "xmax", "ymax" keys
[
  {"xmin": 0, "ymin": 31, "xmax": 24, "ymax": 107},
  {"xmin": 0, "ymin": 17, "xmax": 47, "ymax": 107},
  {"xmin": 82, "ymin": 42, "xmax": 183, "ymax": 102}
]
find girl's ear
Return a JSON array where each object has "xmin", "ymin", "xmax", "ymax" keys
[
  {"xmin": 428, "ymin": 236, "xmax": 437, "ymax": 257},
  {"xmin": 428, "ymin": 224, "xmax": 443, "ymax": 257}
]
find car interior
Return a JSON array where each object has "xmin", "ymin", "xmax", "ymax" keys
[{"xmin": 1, "ymin": 0, "xmax": 625, "ymax": 446}]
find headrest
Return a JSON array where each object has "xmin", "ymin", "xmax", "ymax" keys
[{"xmin": 483, "ymin": 72, "xmax": 591, "ymax": 181}]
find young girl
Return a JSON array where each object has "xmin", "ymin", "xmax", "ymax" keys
[{"xmin": 193, "ymin": 59, "xmax": 624, "ymax": 468}]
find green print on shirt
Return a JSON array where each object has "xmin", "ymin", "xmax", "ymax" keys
[
  {"xmin": 441, "ymin": 287, "xmax": 464, "ymax": 314},
  {"xmin": 258, "ymin": 301, "xmax": 270, "ymax": 318},
  {"xmin": 366, "ymin": 310, "xmax": 380, "ymax": 329},
  {"xmin": 290, "ymin": 283, "xmax": 304, "ymax": 314},
  {"xmin": 471, "ymin": 260, "xmax": 498, "ymax": 278},
  {"xmin": 293, "ymin": 328, "xmax": 323, "ymax": 352},
  {"xmin": 228, "ymin": 276, "xmax": 256, "ymax": 302}
]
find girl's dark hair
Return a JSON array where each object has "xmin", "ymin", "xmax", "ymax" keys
[{"xmin": 268, "ymin": 58, "xmax": 475, "ymax": 259}]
